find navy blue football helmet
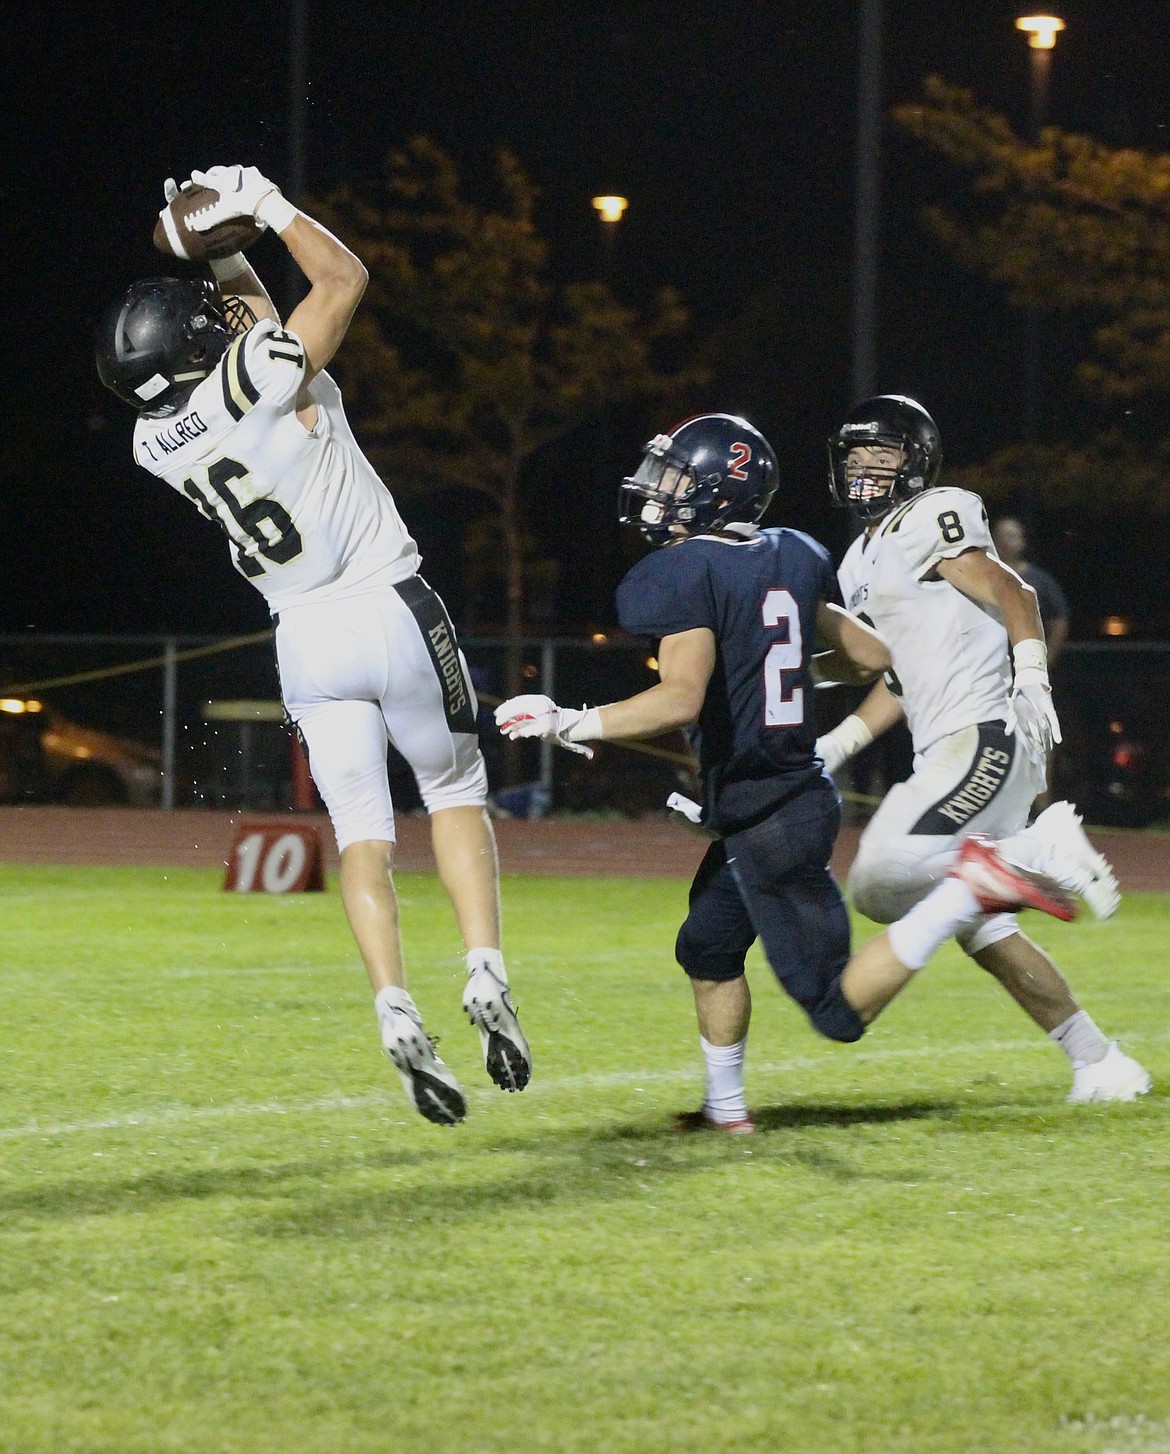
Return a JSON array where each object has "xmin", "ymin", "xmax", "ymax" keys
[
  {"xmin": 828, "ymin": 395, "xmax": 942, "ymax": 521},
  {"xmin": 96, "ymin": 277, "xmax": 248, "ymax": 413},
  {"xmin": 619, "ymin": 413, "xmax": 778, "ymax": 545}
]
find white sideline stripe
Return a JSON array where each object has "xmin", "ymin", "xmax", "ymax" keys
[{"xmin": 0, "ymin": 1032, "xmax": 1160, "ymax": 1143}]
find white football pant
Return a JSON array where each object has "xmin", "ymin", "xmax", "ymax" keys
[
  {"xmin": 276, "ymin": 585, "xmax": 487, "ymax": 851},
  {"xmin": 848, "ymin": 722, "xmax": 1045, "ymax": 955}
]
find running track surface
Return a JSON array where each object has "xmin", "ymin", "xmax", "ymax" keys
[{"xmin": 1, "ymin": 807, "xmax": 1167, "ymax": 892}]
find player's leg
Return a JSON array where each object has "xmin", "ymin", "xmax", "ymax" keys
[
  {"xmin": 338, "ymin": 836, "xmax": 404, "ymax": 992},
  {"xmin": 293, "ymin": 698, "xmax": 467, "ymax": 1125},
  {"xmin": 379, "ymin": 582, "xmax": 530, "ymax": 1092},
  {"xmin": 841, "ymin": 833, "xmax": 1079, "ymax": 1024},
  {"xmin": 848, "ymin": 723, "xmax": 1038, "ymax": 924},
  {"xmin": 430, "ymin": 803, "xmax": 500, "ymax": 953},
  {"xmin": 675, "ymin": 841, "xmax": 758, "ymax": 1132},
  {"xmin": 958, "ymin": 916, "xmax": 1150, "ymax": 1102},
  {"xmin": 725, "ymin": 784, "xmax": 862, "ymax": 1044},
  {"xmin": 278, "ymin": 606, "xmax": 465, "ymax": 1125}
]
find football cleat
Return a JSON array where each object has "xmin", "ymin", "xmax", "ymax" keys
[
  {"xmin": 950, "ymin": 834, "xmax": 1079, "ymax": 921},
  {"xmin": 462, "ymin": 963, "xmax": 532, "ymax": 1092},
  {"xmin": 1067, "ymin": 1043, "xmax": 1152, "ymax": 1105},
  {"xmin": 1026, "ymin": 800, "xmax": 1121, "ymax": 920},
  {"xmin": 675, "ymin": 1108, "xmax": 757, "ymax": 1136},
  {"xmin": 377, "ymin": 992, "xmax": 467, "ymax": 1126}
]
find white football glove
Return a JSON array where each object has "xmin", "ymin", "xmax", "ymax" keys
[
  {"xmin": 814, "ymin": 714, "xmax": 874, "ymax": 776},
  {"xmin": 1006, "ymin": 680, "xmax": 1061, "ymax": 766},
  {"xmin": 187, "ymin": 165, "xmax": 281, "ymax": 231},
  {"xmin": 162, "ymin": 177, "xmax": 181, "ymax": 206},
  {"xmin": 494, "ymin": 694, "xmax": 598, "ymax": 759},
  {"xmin": 1004, "ymin": 640, "xmax": 1061, "ymax": 767}
]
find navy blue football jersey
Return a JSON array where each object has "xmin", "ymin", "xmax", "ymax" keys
[{"xmin": 616, "ymin": 528, "xmax": 840, "ymax": 833}]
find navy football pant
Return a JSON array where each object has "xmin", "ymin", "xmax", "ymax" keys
[{"xmin": 675, "ymin": 782, "xmax": 864, "ymax": 1043}]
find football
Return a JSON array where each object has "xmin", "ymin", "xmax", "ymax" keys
[{"xmin": 152, "ymin": 182, "xmax": 265, "ymax": 262}]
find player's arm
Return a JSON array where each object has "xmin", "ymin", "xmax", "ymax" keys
[
  {"xmin": 159, "ymin": 178, "xmax": 281, "ymax": 325},
  {"xmin": 811, "ymin": 602, "xmax": 891, "ymax": 684},
  {"xmin": 595, "ymin": 628, "xmax": 715, "ymax": 739},
  {"xmin": 936, "ymin": 547, "xmax": 1044, "ymax": 647},
  {"xmin": 495, "ymin": 628, "xmax": 715, "ymax": 756},
  {"xmin": 184, "ymin": 165, "xmax": 368, "ymax": 391},
  {"xmin": 936, "ymin": 546, "xmax": 1060, "ymax": 763},
  {"xmin": 279, "ymin": 213, "xmax": 368, "ymax": 388},
  {"xmin": 211, "ymin": 256, "xmax": 281, "ymax": 327},
  {"xmin": 815, "ymin": 679, "xmax": 905, "ymax": 775}
]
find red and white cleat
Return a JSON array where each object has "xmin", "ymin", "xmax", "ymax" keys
[
  {"xmin": 675, "ymin": 1108, "xmax": 757, "ymax": 1136},
  {"xmin": 1027, "ymin": 800, "xmax": 1121, "ymax": 920},
  {"xmin": 951, "ymin": 834, "xmax": 1079, "ymax": 922}
]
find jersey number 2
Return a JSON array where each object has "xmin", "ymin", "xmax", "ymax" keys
[{"xmin": 762, "ymin": 588, "xmax": 804, "ymax": 727}]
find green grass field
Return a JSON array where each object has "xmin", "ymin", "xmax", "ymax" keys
[{"xmin": 1, "ymin": 864, "xmax": 1167, "ymax": 1454}]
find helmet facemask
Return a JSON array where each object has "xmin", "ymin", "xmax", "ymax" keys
[
  {"xmin": 620, "ymin": 417, "xmax": 777, "ymax": 546},
  {"xmin": 620, "ymin": 434, "xmax": 702, "ymax": 544},
  {"xmin": 838, "ymin": 439, "xmax": 908, "ymax": 520},
  {"xmin": 830, "ymin": 431, "xmax": 931, "ymax": 520}
]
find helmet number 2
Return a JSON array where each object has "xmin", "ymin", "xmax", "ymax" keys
[
  {"xmin": 728, "ymin": 442, "xmax": 752, "ymax": 480},
  {"xmin": 762, "ymin": 588, "xmax": 804, "ymax": 727},
  {"xmin": 182, "ymin": 457, "xmax": 304, "ymax": 579}
]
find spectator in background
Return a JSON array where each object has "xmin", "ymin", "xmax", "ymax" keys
[
  {"xmin": 991, "ymin": 517, "xmax": 1069, "ymax": 664},
  {"xmin": 992, "ymin": 517, "xmax": 1071, "ymax": 806}
]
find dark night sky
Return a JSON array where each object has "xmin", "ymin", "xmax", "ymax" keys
[{"xmin": 5, "ymin": 0, "xmax": 1170, "ymax": 640}]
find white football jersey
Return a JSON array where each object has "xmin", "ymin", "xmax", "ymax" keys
[
  {"xmin": 132, "ymin": 319, "xmax": 420, "ymax": 612},
  {"xmin": 837, "ymin": 486, "xmax": 1012, "ymax": 752}
]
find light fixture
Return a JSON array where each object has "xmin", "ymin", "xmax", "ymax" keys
[
  {"xmin": 1016, "ymin": 14, "xmax": 1065, "ymax": 49},
  {"xmin": 591, "ymin": 196, "xmax": 628, "ymax": 224}
]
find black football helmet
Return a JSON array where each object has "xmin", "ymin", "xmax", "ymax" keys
[
  {"xmin": 828, "ymin": 395, "xmax": 942, "ymax": 521},
  {"xmin": 619, "ymin": 413, "xmax": 778, "ymax": 545},
  {"xmin": 95, "ymin": 277, "xmax": 244, "ymax": 412}
]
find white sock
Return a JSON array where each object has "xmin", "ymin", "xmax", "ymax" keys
[
  {"xmin": 700, "ymin": 1035, "xmax": 748, "ymax": 1123},
  {"xmin": 887, "ymin": 878, "xmax": 983, "ymax": 972},
  {"xmin": 374, "ymin": 982, "xmax": 415, "ymax": 1017},
  {"xmin": 1050, "ymin": 1010, "xmax": 1109, "ymax": 1067},
  {"xmin": 467, "ymin": 947, "xmax": 506, "ymax": 980}
]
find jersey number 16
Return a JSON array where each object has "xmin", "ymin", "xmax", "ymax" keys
[{"xmin": 182, "ymin": 457, "xmax": 305, "ymax": 579}]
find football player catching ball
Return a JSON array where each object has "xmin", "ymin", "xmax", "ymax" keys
[{"xmin": 97, "ymin": 166, "xmax": 532, "ymax": 1126}]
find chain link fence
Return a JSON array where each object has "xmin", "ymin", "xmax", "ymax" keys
[{"xmin": 1, "ymin": 633, "xmax": 1167, "ymax": 825}]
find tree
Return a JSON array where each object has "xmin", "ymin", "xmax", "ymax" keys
[
  {"xmin": 310, "ymin": 138, "xmax": 702, "ymax": 692},
  {"xmin": 893, "ymin": 77, "xmax": 1170, "ymax": 511}
]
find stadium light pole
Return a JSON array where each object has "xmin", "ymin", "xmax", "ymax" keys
[
  {"xmin": 1016, "ymin": 14, "xmax": 1064, "ymax": 445},
  {"xmin": 1016, "ymin": 15, "xmax": 1064, "ymax": 138},
  {"xmin": 285, "ymin": 0, "xmax": 310, "ymax": 315},
  {"xmin": 590, "ymin": 194, "xmax": 629, "ymax": 609},
  {"xmin": 592, "ymin": 195, "xmax": 628, "ymax": 284},
  {"xmin": 852, "ymin": 0, "xmax": 884, "ymax": 408}
]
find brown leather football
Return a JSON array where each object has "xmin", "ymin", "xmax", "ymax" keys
[{"xmin": 152, "ymin": 182, "xmax": 265, "ymax": 262}]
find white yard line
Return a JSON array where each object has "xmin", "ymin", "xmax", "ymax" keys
[{"xmin": 1, "ymin": 1032, "xmax": 1160, "ymax": 1143}]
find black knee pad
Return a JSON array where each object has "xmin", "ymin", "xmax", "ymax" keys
[
  {"xmin": 675, "ymin": 925, "xmax": 746, "ymax": 984},
  {"xmin": 808, "ymin": 977, "xmax": 866, "ymax": 1043}
]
